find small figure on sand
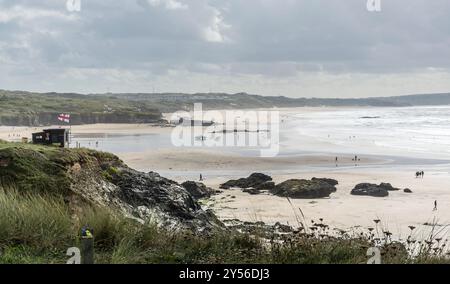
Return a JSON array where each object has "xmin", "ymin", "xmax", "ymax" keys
[
  {"xmin": 199, "ymin": 174, "xmax": 203, "ymax": 181},
  {"xmin": 335, "ymin": 156, "xmax": 338, "ymax": 167},
  {"xmin": 433, "ymin": 200, "xmax": 438, "ymax": 211},
  {"xmin": 415, "ymin": 171, "xmax": 425, "ymax": 178},
  {"xmin": 353, "ymin": 155, "xmax": 359, "ymax": 166}
]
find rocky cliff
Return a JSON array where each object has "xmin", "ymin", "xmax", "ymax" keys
[{"xmin": 0, "ymin": 141, "xmax": 222, "ymax": 232}]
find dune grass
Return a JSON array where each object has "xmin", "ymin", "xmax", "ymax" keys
[
  {"xmin": 0, "ymin": 187, "xmax": 449, "ymax": 264},
  {"xmin": 0, "ymin": 141, "xmax": 120, "ymax": 195}
]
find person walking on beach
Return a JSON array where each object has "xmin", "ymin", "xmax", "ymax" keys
[
  {"xmin": 335, "ymin": 156, "xmax": 338, "ymax": 167},
  {"xmin": 433, "ymin": 200, "xmax": 437, "ymax": 211},
  {"xmin": 199, "ymin": 174, "xmax": 203, "ymax": 181},
  {"xmin": 421, "ymin": 171, "xmax": 424, "ymax": 178}
]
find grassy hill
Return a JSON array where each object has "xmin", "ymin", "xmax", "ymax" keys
[
  {"xmin": 108, "ymin": 92, "xmax": 450, "ymax": 112},
  {"xmin": 0, "ymin": 90, "xmax": 162, "ymax": 126},
  {"xmin": 2, "ymin": 89, "xmax": 450, "ymax": 126}
]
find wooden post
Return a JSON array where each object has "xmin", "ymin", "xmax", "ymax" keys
[{"xmin": 81, "ymin": 236, "xmax": 94, "ymax": 264}]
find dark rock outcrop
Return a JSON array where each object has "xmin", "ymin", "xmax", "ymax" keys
[
  {"xmin": 181, "ymin": 181, "xmax": 217, "ymax": 199},
  {"xmin": 270, "ymin": 179, "xmax": 336, "ymax": 199},
  {"xmin": 243, "ymin": 188, "xmax": 261, "ymax": 195},
  {"xmin": 404, "ymin": 188, "xmax": 413, "ymax": 193},
  {"xmin": 312, "ymin": 177, "xmax": 338, "ymax": 186},
  {"xmin": 70, "ymin": 165, "xmax": 224, "ymax": 233},
  {"xmin": 379, "ymin": 183, "xmax": 400, "ymax": 191},
  {"xmin": 69, "ymin": 164, "xmax": 224, "ymax": 232},
  {"xmin": 311, "ymin": 178, "xmax": 338, "ymax": 192},
  {"xmin": 351, "ymin": 183, "xmax": 389, "ymax": 197},
  {"xmin": 255, "ymin": 181, "xmax": 275, "ymax": 191},
  {"xmin": 219, "ymin": 173, "xmax": 272, "ymax": 190},
  {"xmin": 351, "ymin": 182, "xmax": 408, "ymax": 197}
]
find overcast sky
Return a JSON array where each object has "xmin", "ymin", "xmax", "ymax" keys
[{"xmin": 1, "ymin": 0, "xmax": 450, "ymax": 98}]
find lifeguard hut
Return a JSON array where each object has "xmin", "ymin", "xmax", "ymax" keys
[{"xmin": 32, "ymin": 128, "xmax": 70, "ymax": 148}]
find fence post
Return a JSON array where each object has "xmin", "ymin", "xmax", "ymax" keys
[{"xmin": 81, "ymin": 227, "xmax": 94, "ymax": 264}]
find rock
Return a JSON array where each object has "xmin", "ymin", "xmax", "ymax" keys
[
  {"xmin": 270, "ymin": 179, "xmax": 336, "ymax": 199},
  {"xmin": 255, "ymin": 181, "xmax": 275, "ymax": 191},
  {"xmin": 351, "ymin": 183, "xmax": 389, "ymax": 197},
  {"xmin": 107, "ymin": 169, "xmax": 223, "ymax": 232},
  {"xmin": 181, "ymin": 181, "xmax": 216, "ymax": 199},
  {"xmin": 404, "ymin": 188, "xmax": 413, "ymax": 193},
  {"xmin": 379, "ymin": 182, "xmax": 400, "ymax": 191},
  {"xmin": 219, "ymin": 173, "xmax": 272, "ymax": 190},
  {"xmin": 69, "ymin": 163, "xmax": 223, "ymax": 233},
  {"xmin": 312, "ymin": 177, "xmax": 338, "ymax": 186},
  {"xmin": 243, "ymin": 188, "xmax": 261, "ymax": 195},
  {"xmin": 351, "ymin": 182, "xmax": 404, "ymax": 197}
]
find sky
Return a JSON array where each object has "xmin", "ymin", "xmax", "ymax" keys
[{"xmin": 0, "ymin": 0, "xmax": 450, "ymax": 98}]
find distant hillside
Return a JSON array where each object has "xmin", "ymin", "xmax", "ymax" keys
[
  {"xmin": 0, "ymin": 90, "xmax": 162, "ymax": 126},
  {"xmin": 1, "ymin": 89, "xmax": 450, "ymax": 126},
  {"xmin": 105, "ymin": 92, "xmax": 450, "ymax": 112}
]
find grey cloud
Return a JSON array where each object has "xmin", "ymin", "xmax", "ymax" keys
[{"xmin": 0, "ymin": 0, "xmax": 450, "ymax": 96}]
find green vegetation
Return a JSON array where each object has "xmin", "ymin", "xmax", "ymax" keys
[
  {"xmin": 0, "ymin": 140, "xmax": 120, "ymax": 195},
  {"xmin": 0, "ymin": 188, "xmax": 449, "ymax": 264},
  {"xmin": 0, "ymin": 90, "xmax": 161, "ymax": 126},
  {"xmin": 101, "ymin": 91, "xmax": 450, "ymax": 112},
  {"xmin": 3, "ymin": 89, "xmax": 450, "ymax": 126}
]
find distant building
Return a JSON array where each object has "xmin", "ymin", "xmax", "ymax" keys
[{"xmin": 32, "ymin": 128, "xmax": 70, "ymax": 148}]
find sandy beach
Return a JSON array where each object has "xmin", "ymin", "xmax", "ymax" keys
[
  {"xmin": 203, "ymin": 167, "xmax": 450, "ymax": 239},
  {"xmin": 2, "ymin": 107, "xmax": 450, "ymax": 239},
  {"xmin": 0, "ymin": 123, "xmax": 174, "ymax": 141}
]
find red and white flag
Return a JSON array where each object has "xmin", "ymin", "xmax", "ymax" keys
[{"xmin": 58, "ymin": 113, "xmax": 70, "ymax": 123}]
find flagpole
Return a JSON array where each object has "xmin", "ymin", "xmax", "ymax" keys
[{"xmin": 69, "ymin": 115, "xmax": 72, "ymax": 148}]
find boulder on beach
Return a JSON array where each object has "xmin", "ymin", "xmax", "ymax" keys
[
  {"xmin": 351, "ymin": 182, "xmax": 408, "ymax": 197},
  {"xmin": 255, "ymin": 181, "xmax": 275, "ymax": 191},
  {"xmin": 219, "ymin": 173, "xmax": 272, "ymax": 190},
  {"xmin": 351, "ymin": 183, "xmax": 389, "ymax": 197},
  {"xmin": 404, "ymin": 188, "xmax": 413, "ymax": 193},
  {"xmin": 311, "ymin": 177, "xmax": 338, "ymax": 191},
  {"xmin": 379, "ymin": 183, "xmax": 400, "ymax": 191},
  {"xmin": 242, "ymin": 188, "xmax": 261, "ymax": 195},
  {"xmin": 270, "ymin": 179, "xmax": 336, "ymax": 199},
  {"xmin": 242, "ymin": 181, "xmax": 275, "ymax": 195},
  {"xmin": 181, "ymin": 181, "xmax": 217, "ymax": 199}
]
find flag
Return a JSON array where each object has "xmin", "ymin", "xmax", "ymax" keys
[{"xmin": 58, "ymin": 113, "xmax": 70, "ymax": 123}]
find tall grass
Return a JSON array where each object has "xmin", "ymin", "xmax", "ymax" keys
[
  {"xmin": 0, "ymin": 188, "xmax": 73, "ymax": 248},
  {"xmin": 0, "ymin": 186, "xmax": 449, "ymax": 264}
]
